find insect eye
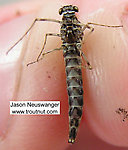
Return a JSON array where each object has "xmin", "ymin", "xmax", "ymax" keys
[
  {"xmin": 59, "ymin": 8, "xmax": 63, "ymax": 15},
  {"xmin": 73, "ymin": 6, "xmax": 78, "ymax": 12}
]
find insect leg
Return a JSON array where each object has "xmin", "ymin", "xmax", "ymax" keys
[
  {"xmin": 81, "ymin": 24, "xmax": 94, "ymax": 46},
  {"xmin": 27, "ymin": 33, "xmax": 60, "ymax": 66},
  {"xmin": 82, "ymin": 23, "xmax": 94, "ymax": 32},
  {"xmin": 81, "ymin": 22, "xmax": 123, "ymax": 70},
  {"xmin": 86, "ymin": 22, "xmax": 123, "ymax": 28},
  {"xmin": 27, "ymin": 33, "xmax": 61, "ymax": 66},
  {"xmin": 27, "ymin": 47, "xmax": 63, "ymax": 66},
  {"xmin": 36, "ymin": 33, "xmax": 61, "ymax": 61},
  {"xmin": 81, "ymin": 52, "xmax": 92, "ymax": 70},
  {"xmin": 82, "ymin": 21, "xmax": 122, "ymax": 33},
  {"xmin": 6, "ymin": 18, "xmax": 61, "ymax": 55}
]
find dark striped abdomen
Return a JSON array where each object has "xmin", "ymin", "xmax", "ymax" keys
[
  {"xmin": 63, "ymin": 43, "xmax": 83, "ymax": 143},
  {"xmin": 60, "ymin": 12, "xmax": 84, "ymax": 143}
]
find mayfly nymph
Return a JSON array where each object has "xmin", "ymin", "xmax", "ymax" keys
[{"xmin": 6, "ymin": 5, "xmax": 123, "ymax": 144}]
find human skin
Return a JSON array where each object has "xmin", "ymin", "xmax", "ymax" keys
[{"xmin": 0, "ymin": 0, "xmax": 128, "ymax": 149}]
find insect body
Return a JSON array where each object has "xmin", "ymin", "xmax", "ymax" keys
[
  {"xmin": 59, "ymin": 5, "xmax": 84, "ymax": 143},
  {"xmin": 6, "ymin": 4, "xmax": 123, "ymax": 144}
]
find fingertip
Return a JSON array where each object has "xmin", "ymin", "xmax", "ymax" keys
[{"xmin": 81, "ymin": 0, "xmax": 128, "ymax": 147}]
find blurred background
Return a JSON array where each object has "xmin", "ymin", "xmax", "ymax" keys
[{"xmin": 0, "ymin": 0, "xmax": 22, "ymax": 5}]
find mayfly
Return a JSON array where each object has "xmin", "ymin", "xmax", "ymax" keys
[{"xmin": 6, "ymin": 5, "xmax": 123, "ymax": 144}]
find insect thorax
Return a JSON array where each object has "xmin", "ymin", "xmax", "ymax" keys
[{"xmin": 60, "ymin": 14, "xmax": 83, "ymax": 58}]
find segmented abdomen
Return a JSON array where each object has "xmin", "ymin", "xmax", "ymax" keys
[
  {"xmin": 60, "ymin": 15, "xmax": 84, "ymax": 143},
  {"xmin": 63, "ymin": 43, "xmax": 83, "ymax": 143}
]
